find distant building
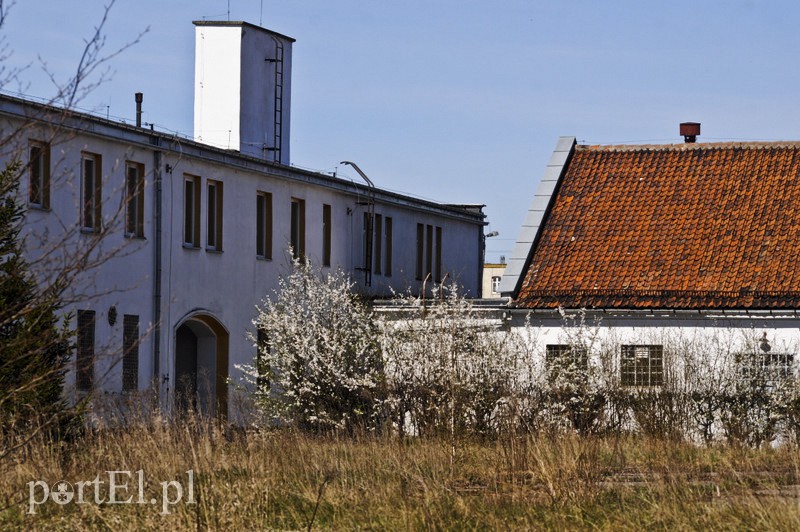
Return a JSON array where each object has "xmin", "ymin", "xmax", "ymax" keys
[
  {"xmin": 482, "ymin": 262, "xmax": 506, "ymax": 298},
  {"xmin": 1, "ymin": 21, "xmax": 486, "ymax": 418}
]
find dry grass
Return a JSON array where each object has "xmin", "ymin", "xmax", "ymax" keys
[{"xmin": 2, "ymin": 417, "xmax": 800, "ymax": 530}]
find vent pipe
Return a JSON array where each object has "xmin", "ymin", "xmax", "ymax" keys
[
  {"xmin": 135, "ymin": 92, "xmax": 143, "ymax": 127},
  {"xmin": 680, "ymin": 122, "xmax": 700, "ymax": 143}
]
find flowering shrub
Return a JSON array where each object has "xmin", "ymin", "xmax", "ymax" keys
[{"xmin": 241, "ymin": 259, "xmax": 384, "ymax": 432}]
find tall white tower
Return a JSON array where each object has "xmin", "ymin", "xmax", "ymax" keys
[{"xmin": 193, "ymin": 21, "xmax": 293, "ymax": 164}]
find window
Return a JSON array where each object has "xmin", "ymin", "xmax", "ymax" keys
[
  {"xmin": 416, "ymin": 223, "xmax": 424, "ymax": 280},
  {"xmin": 492, "ymin": 276, "xmax": 502, "ymax": 294},
  {"xmin": 546, "ymin": 344, "xmax": 589, "ymax": 383},
  {"xmin": 125, "ymin": 162, "xmax": 145, "ymax": 238},
  {"xmin": 183, "ymin": 175, "xmax": 200, "ymax": 247},
  {"xmin": 290, "ymin": 198, "xmax": 305, "ymax": 259},
  {"xmin": 76, "ymin": 310, "xmax": 95, "ymax": 391},
  {"xmin": 362, "ymin": 212, "xmax": 373, "ymax": 272},
  {"xmin": 373, "ymin": 214, "xmax": 383, "ymax": 275},
  {"xmin": 81, "ymin": 153, "xmax": 102, "ymax": 231},
  {"xmin": 322, "ymin": 204, "xmax": 332, "ymax": 267},
  {"xmin": 385, "ymin": 216, "xmax": 393, "ymax": 276},
  {"xmin": 738, "ymin": 351, "xmax": 794, "ymax": 387},
  {"xmin": 122, "ymin": 314, "xmax": 139, "ymax": 392},
  {"xmin": 206, "ymin": 179, "xmax": 223, "ymax": 251},
  {"xmin": 29, "ymin": 141, "xmax": 50, "ymax": 208},
  {"xmin": 256, "ymin": 191, "xmax": 273, "ymax": 259},
  {"xmin": 425, "ymin": 224, "xmax": 433, "ymax": 280},
  {"xmin": 256, "ymin": 328, "xmax": 270, "ymax": 390},
  {"xmin": 435, "ymin": 226, "xmax": 443, "ymax": 282},
  {"xmin": 621, "ymin": 345, "xmax": 663, "ymax": 386},
  {"xmin": 415, "ymin": 223, "xmax": 443, "ymax": 282}
]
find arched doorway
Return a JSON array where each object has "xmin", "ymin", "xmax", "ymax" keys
[{"xmin": 174, "ymin": 314, "xmax": 229, "ymax": 418}]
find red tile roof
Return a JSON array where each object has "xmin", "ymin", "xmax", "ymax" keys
[{"xmin": 515, "ymin": 142, "xmax": 800, "ymax": 309}]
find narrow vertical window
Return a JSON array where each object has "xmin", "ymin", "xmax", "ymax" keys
[
  {"xmin": 206, "ymin": 179, "xmax": 223, "ymax": 251},
  {"xmin": 81, "ymin": 153, "xmax": 102, "ymax": 231},
  {"xmin": 373, "ymin": 214, "xmax": 383, "ymax": 275},
  {"xmin": 183, "ymin": 175, "xmax": 200, "ymax": 247},
  {"xmin": 29, "ymin": 141, "xmax": 50, "ymax": 208},
  {"xmin": 425, "ymin": 224, "xmax": 434, "ymax": 279},
  {"xmin": 322, "ymin": 203, "xmax": 332, "ymax": 267},
  {"xmin": 256, "ymin": 328, "xmax": 270, "ymax": 389},
  {"xmin": 256, "ymin": 191, "xmax": 273, "ymax": 259},
  {"xmin": 385, "ymin": 216, "xmax": 393, "ymax": 277},
  {"xmin": 125, "ymin": 162, "xmax": 145, "ymax": 238},
  {"xmin": 76, "ymin": 310, "xmax": 95, "ymax": 391},
  {"xmin": 362, "ymin": 212, "xmax": 373, "ymax": 272},
  {"xmin": 416, "ymin": 223, "xmax": 424, "ymax": 280},
  {"xmin": 435, "ymin": 226, "xmax": 443, "ymax": 282},
  {"xmin": 290, "ymin": 198, "xmax": 305, "ymax": 259},
  {"xmin": 122, "ymin": 314, "xmax": 139, "ymax": 392}
]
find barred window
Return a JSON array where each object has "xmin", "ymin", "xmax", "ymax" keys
[
  {"xmin": 546, "ymin": 344, "xmax": 588, "ymax": 383},
  {"xmin": 621, "ymin": 345, "xmax": 663, "ymax": 386},
  {"xmin": 738, "ymin": 352, "xmax": 794, "ymax": 387},
  {"xmin": 76, "ymin": 310, "xmax": 95, "ymax": 391},
  {"xmin": 122, "ymin": 314, "xmax": 139, "ymax": 392}
]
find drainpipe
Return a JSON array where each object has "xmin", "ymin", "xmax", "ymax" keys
[{"xmin": 152, "ymin": 147, "xmax": 163, "ymax": 406}]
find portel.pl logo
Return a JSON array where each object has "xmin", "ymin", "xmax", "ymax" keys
[{"xmin": 27, "ymin": 470, "xmax": 195, "ymax": 515}]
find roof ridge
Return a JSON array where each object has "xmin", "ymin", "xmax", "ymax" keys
[{"xmin": 578, "ymin": 140, "xmax": 800, "ymax": 152}]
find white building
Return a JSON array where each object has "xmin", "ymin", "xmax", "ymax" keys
[
  {"xmin": 1, "ymin": 21, "xmax": 486, "ymax": 418},
  {"xmin": 500, "ymin": 130, "xmax": 800, "ymax": 387}
]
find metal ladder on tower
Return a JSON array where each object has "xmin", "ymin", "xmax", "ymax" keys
[{"xmin": 272, "ymin": 39, "xmax": 284, "ymax": 164}]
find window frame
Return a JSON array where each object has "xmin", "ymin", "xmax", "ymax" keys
[
  {"xmin": 384, "ymin": 216, "xmax": 393, "ymax": 277},
  {"xmin": 256, "ymin": 191, "xmax": 273, "ymax": 260},
  {"xmin": 28, "ymin": 140, "xmax": 50, "ymax": 209},
  {"xmin": 373, "ymin": 213, "xmax": 383, "ymax": 275},
  {"xmin": 415, "ymin": 223, "xmax": 424, "ymax": 280},
  {"xmin": 183, "ymin": 174, "xmax": 201, "ymax": 248},
  {"xmin": 621, "ymin": 344, "xmax": 664, "ymax": 387},
  {"xmin": 206, "ymin": 179, "xmax": 223, "ymax": 251},
  {"xmin": 80, "ymin": 152, "xmax": 102, "ymax": 232},
  {"xmin": 322, "ymin": 203, "xmax": 332, "ymax": 267},
  {"xmin": 124, "ymin": 161, "xmax": 145, "ymax": 238},
  {"xmin": 290, "ymin": 197, "xmax": 306, "ymax": 260},
  {"xmin": 76, "ymin": 310, "xmax": 95, "ymax": 391},
  {"xmin": 122, "ymin": 314, "xmax": 139, "ymax": 392},
  {"xmin": 491, "ymin": 276, "xmax": 502, "ymax": 294},
  {"xmin": 546, "ymin": 344, "xmax": 589, "ymax": 384}
]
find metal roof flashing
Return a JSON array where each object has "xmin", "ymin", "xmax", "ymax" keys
[{"xmin": 498, "ymin": 136, "xmax": 576, "ymax": 296}]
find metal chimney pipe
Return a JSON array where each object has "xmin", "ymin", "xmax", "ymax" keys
[{"xmin": 135, "ymin": 92, "xmax": 143, "ymax": 127}]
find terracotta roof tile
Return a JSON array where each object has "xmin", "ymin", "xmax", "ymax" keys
[{"xmin": 515, "ymin": 141, "xmax": 800, "ymax": 309}]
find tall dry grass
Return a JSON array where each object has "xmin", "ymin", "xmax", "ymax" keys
[{"xmin": 2, "ymin": 412, "xmax": 800, "ymax": 530}]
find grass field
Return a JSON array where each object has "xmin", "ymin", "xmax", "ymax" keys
[{"xmin": 2, "ymin": 419, "xmax": 800, "ymax": 530}]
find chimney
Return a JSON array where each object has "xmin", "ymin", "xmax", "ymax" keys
[
  {"xmin": 135, "ymin": 92, "xmax": 143, "ymax": 127},
  {"xmin": 680, "ymin": 122, "xmax": 700, "ymax": 143},
  {"xmin": 193, "ymin": 21, "xmax": 294, "ymax": 164}
]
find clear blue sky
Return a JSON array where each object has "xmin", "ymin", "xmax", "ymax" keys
[{"xmin": 3, "ymin": 1, "xmax": 800, "ymax": 262}]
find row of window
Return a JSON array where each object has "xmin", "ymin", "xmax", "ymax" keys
[
  {"xmin": 30, "ymin": 142, "xmax": 436, "ymax": 278},
  {"xmin": 545, "ymin": 344, "xmax": 795, "ymax": 387},
  {"xmin": 29, "ymin": 142, "xmax": 145, "ymax": 238},
  {"xmin": 76, "ymin": 310, "xmax": 140, "ymax": 392}
]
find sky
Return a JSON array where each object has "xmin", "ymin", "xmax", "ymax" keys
[{"xmin": 3, "ymin": 0, "xmax": 800, "ymax": 262}]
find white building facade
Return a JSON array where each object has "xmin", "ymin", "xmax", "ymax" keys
[{"xmin": 1, "ymin": 21, "xmax": 486, "ymax": 418}]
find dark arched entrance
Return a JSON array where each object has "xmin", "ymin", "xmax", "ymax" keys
[{"xmin": 174, "ymin": 315, "xmax": 229, "ymax": 418}]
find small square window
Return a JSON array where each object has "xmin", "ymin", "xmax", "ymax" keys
[{"xmin": 621, "ymin": 345, "xmax": 663, "ymax": 386}]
